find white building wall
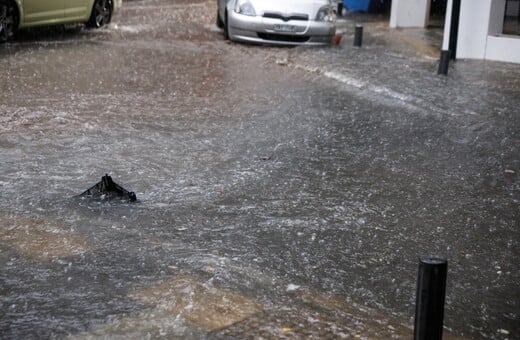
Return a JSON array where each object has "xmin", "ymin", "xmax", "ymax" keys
[
  {"xmin": 485, "ymin": 0, "xmax": 520, "ymax": 63},
  {"xmin": 457, "ymin": 0, "xmax": 520, "ymax": 63},
  {"xmin": 390, "ymin": 0, "xmax": 431, "ymax": 28},
  {"xmin": 486, "ymin": 36, "xmax": 520, "ymax": 63},
  {"xmin": 390, "ymin": 0, "xmax": 520, "ymax": 63},
  {"xmin": 456, "ymin": 0, "xmax": 493, "ymax": 59}
]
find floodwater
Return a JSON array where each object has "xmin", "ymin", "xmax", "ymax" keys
[{"xmin": 1, "ymin": 1, "xmax": 519, "ymax": 339}]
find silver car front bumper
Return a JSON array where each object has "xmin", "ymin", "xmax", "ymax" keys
[{"xmin": 228, "ymin": 11, "xmax": 335, "ymax": 46}]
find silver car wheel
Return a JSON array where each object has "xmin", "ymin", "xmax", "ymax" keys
[{"xmin": 216, "ymin": 9, "xmax": 224, "ymax": 28}]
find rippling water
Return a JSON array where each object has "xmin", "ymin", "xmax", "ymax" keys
[{"xmin": 1, "ymin": 1, "xmax": 519, "ymax": 339}]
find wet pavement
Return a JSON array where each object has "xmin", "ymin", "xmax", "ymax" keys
[{"xmin": 1, "ymin": 1, "xmax": 519, "ymax": 339}]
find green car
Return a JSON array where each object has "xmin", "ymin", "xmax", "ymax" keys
[{"xmin": 0, "ymin": 0, "xmax": 122, "ymax": 42}]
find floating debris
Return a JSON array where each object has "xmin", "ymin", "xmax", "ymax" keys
[
  {"xmin": 80, "ymin": 174, "xmax": 137, "ymax": 202},
  {"xmin": 498, "ymin": 329, "xmax": 510, "ymax": 335},
  {"xmin": 286, "ymin": 284, "xmax": 301, "ymax": 292},
  {"xmin": 275, "ymin": 58, "xmax": 289, "ymax": 66}
]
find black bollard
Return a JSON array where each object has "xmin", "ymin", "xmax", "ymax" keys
[
  {"xmin": 438, "ymin": 50, "xmax": 450, "ymax": 75},
  {"xmin": 354, "ymin": 24, "xmax": 363, "ymax": 47},
  {"xmin": 414, "ymin": 256, "xmax": 448, "ymax": 340},
  {"xmin": 337, "ymin": 2, "xmax": 343, "ymax": 17}
]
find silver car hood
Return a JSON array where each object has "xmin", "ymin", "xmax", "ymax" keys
[{"xmin": 248, "ymin": 0, "xmax": 330, "ymax": 18}]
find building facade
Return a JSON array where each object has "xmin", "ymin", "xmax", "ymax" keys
[{"xmin": 390, "ymin": 0, "xmax": 520, "ymax": 63}]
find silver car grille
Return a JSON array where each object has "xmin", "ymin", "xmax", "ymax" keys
[
  {"xmin": 262, "ymin": 12, "xmax": 309, "ymax": 21},
  {"xmin": 257, "ymin": 33, "xmax": 310, "ymax": 43}
]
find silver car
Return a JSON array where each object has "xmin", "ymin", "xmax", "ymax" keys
[{"xmin": 216, "ymin": 0, "xmax": 336, "ymax": 46}]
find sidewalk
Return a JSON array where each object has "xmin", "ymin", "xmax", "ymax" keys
[{"xmin": 292, "ymin": 13, "xmax": 520, "ymax": 120}]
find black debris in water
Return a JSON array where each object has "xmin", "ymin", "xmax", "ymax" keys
[{"xmin": 80, "ymin": 174, "xmax": 137, "ymax": 202}]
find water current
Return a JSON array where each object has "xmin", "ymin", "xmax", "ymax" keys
[{"xmin": 1, "ymin": 1, "xmax": 519, "ymax": 339}]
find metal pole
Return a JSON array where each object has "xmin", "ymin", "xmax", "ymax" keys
[
  {"xmin": 438, "ymin": 0, "xmax": 454, "ymax": 75},
  {"xmin": 414, "ymin": 256, "xmax": 448, "ymax": 340},
  {"xmin": 354, "ymin": 24, "xmax": 363, "ymax": 47},
  {"xmin": 449, "ymin": 0, "xmax": 461, "ymax": 60},
  {"xmin": 438, "ymin": 50, "xmax": 450, "ymax": 75}
]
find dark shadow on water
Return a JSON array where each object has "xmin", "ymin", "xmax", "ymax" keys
[
  {"xmin": 12, "ymin": 24, "xmax": 87, "ymax": 42},
  {"xmin": 1, "ymin": 24, "xmax": 116, "ymax": 48}
]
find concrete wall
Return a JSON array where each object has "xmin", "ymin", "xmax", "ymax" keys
[
  {"xmin": 390, "ymin": 0, "xmax": 520, "ymax": 63},
  {"xmin": 485, "ymin": 0, "xmax": 520, "ymax": 62},
  {"xmin": 456, "ymin": 0, "xmax": 493, "ymax": 59},
  {"xmin": 390, "ymin": 0, "xmax": 431, "ymax": 28},
  {"xmin": 486, "ymin": 35, "xmax": 520, "ymax": 62},
  {"xmin": 457, "ymin": 0, "xmax": 520, "ymax": 63},
  {"xmin": 489, "ymin": 0, "xmax": 506, "ymax": 35}
]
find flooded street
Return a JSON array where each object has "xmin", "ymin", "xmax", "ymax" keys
[{"xmin": 1, "ymin": 0, "xmax": 519, "ymax": 339}]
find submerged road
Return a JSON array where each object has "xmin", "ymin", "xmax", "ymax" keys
[{"xmin": 1, "ymin": 1, "xmax": 519, "ymax": 339}]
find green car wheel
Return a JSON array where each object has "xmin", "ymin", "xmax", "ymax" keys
[{"xmin": 87, "ymin": 0, "xmax": 113, "ymax": 28}]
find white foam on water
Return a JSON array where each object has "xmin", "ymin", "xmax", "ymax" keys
[{"xmin": 115, "ymin": 24, "xmax": 151, "ymax": 34}]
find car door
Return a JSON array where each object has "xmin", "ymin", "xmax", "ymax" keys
[
  {"xmin": 22, "ymin": 0, "xmax": 65, "ymax": 26},
  {"xmin": 64, "ymin": 0, "xmax": 93, "ymax": 22}
]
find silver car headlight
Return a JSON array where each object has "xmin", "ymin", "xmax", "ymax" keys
[
  {"xmin": 316, "ymin": 5, "xmax": 335, "ymax": 22},
  {"xmin": 234, "ymin": 0, "xmax": 256, "ymax": 16}
]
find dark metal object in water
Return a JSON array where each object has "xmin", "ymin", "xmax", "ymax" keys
[
  {"xmin": 414, "ymin": 256, "xmax": 447, "ymax": 340},
  {"xmin": 80, "ymin": 174, "xmax": 137, "ymax": 202}
]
